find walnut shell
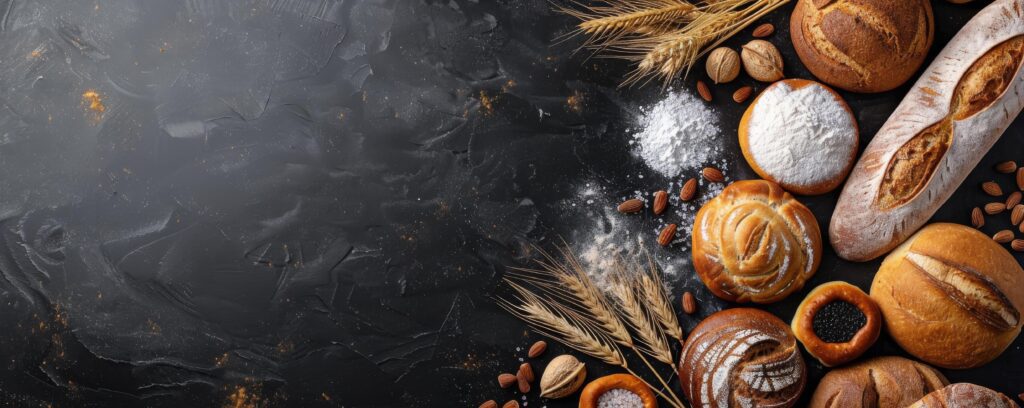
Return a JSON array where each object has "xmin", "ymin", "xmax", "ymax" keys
[
  {"xmin": 539, "ymin": 354, "xmax": 586, "ymax": 399},
  {"xmin": 706, "ymin": 47, "xmax": 741, "ymax": 84},
  {"xmin": 741, "ymin": 40, "xmax": 784, "ymax": 82}
]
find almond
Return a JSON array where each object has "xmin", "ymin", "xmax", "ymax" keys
[
  {"xmin": 733, "ymin": 86, "xmax": 753, "ymax": 103},
  {"xmin": 516, "ymin": 371, "xmax": 531, "ymax": 393},
  {"xmin": 680, "ymin": 178, "xmax": 698, "ymax": 201},
  {"xmin": 905, "ymin": 251, "xmax": 1020, "ymax": 331},
  {"xmin": 697, "ymin": 80, "xmax": 712, "ymax": 102},
  {"xmin": 653, "ymin": 190, "xmax": 669, "ymax": 215},
  {"xmin": 1007, "ymin": 191, "xmax": 1022, "ymax": 209},
  {"xmin": 1018, "ymin": 168, "xmax": 1024, "ymax": 191},
  {"xmin": 657, "ymin": 224, "xmax": 677, "ymax": 247},
  {"xmin": 527, "ymin": 340, "xmax": 547, "ymax": 358},
  {"xmin": 502, "ymin": 401, "xmax": 519, "ymax": 408},
  {"xmin": 1012, "ymin": 239, "xmax": 1024, "ymax": 252},
  {"xmin": 996, "ymin": 160, "xmax": 1018, "ymax": 174},
  {"xmin": 752, "ymin": 23, "xmax": 774, "ymax": 38},
  {"xmin": 518, "ymin": 362, "xmax": 535, "ymax": 383},
  {"xmin": 985, "ymin": 202, "xmax": 1007, "ymax": 215},
  {"xmin": 1012, "ymin": 204, "xmax": 1024, "ymax": 226},
  {"xmin": 982, "ymin": 181, "xmax": 1003, "ymax": 196},
  {"xmin": 993, "ymin": 230, "xmax": 1015, "ymax": 244},
  {"xmin": 971, "ymin": 207, "xmax": 985, "ymax": 228},
  {"xmin": 702, "ymin": 167, "xmax": 724, "ymax": 183},
  {"xmin": 480, "ymin": 401, "xmax": 498, "ymax": 408},
  {"xmin": 617, "ymin": 199, "xmax": 643, "ymax": 214},
  {"xmin": 682, "ymin": 292, "xmax": 697, "ymax": 314},
  {"xmin": 498, "ymin": 373, "xmax": 517, "ymax": 389}
]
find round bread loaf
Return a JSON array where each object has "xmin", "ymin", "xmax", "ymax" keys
[
  {"xmin": 790, "ymin": 0, "xmax": 934, "ymax": 93},
  {"xmin": 692, "ymin": 179, "xmax": 822, "ymax": 303},
  {"xmin": 909, "ymin": 383, "xmax": 1020, "ymax": 408},
  {"xmin": 739, "ymin": 79, "xmax": 859, "ymax": 195},
  {"xmin": 679, "ymin": 308, "xmax": 805, "ymax": 408},
  {"xmin": 809, "ymin": 356, "xmax": 948, "ymax": 408},
  {"xmin": 870, "ymin": 223, "xmax": 1024, "ymax": 369},
  {"xmin": 791, "ymin": 281, "xmax": 880, "ymax": 367}
]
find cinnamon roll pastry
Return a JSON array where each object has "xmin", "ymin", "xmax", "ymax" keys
[
  {"xmin": 692, "ymin": 180, "xmax": 822, "ymax": 303},
  {"xmin": 679, "ymin": 308, "xmax": 806, "ymax": 408}
]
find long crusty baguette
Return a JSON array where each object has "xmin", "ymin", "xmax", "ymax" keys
[{"xmin": 831, "ymin": 0, "xmax": 1024, "ymax": 261}]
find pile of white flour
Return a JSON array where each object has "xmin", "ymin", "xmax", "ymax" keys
[{"xmin": 631, "ymin": 91, "xmax": 724, "ymax": 177}]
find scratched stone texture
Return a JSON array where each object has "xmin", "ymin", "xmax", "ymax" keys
[{"xmin": 0, "ymin": 0, "xmax": 1020, "ymax": 407}]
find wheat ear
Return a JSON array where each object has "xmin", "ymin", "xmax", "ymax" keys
[
  {"xmin": 556, "ymin": 0, "xmax": 700, "ymax": 45},
  {"xmin": 608, "ymin": 263, "xmax": 674, "ymax": 365},
  {"xmin": 637, "ymin": 252, "xmax": 683, "ymax": 342}
]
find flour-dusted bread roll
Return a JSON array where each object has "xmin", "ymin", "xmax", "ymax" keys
[
  {"xmin": 739, "ymin": 79, "xmax": 859, "ymax": 195},
  {"xmin": 831, "ymin": 0, "xmax": 1024, "ymax": 261},
  {"xmin": 809, "ymin": 356, "xmax": 949, "ymax": 408},
  {"xmin": 679, "ymin": 308, "xmax": 806, "ymax": 408},
  {"xmin": 693, "ymin": 180, "xmax": 822, "ymax": 303},
  {"xmin": 870, "ymin": 223, "xmax": 1024, "ymax": 369},
  {"xmin": 909, "ymin": 384, "xmax": 1020, "ymax": 408}
]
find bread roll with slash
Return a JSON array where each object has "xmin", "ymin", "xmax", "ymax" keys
[{"xmin": 831, "ymin": 0, "xmax": 1024, "ymax": 261}]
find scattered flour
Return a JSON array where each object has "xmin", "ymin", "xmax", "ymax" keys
[
  {"xmin": 632, "ymin": 91, "xmax": 724, "ymax": 177},
  {"xmin": 746, "ymin": 81, "xmax": 857, "ymax": 189},
  {"xmin": 597, "ymin": 388, "xmax": 643, "ymax": 408}
]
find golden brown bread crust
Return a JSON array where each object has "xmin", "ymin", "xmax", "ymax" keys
[
  {"xmin": 738, "ymin": 79, "xmax": 859, "ymax": 195},
  {"xmin": 830, "ymin": 0, "xmax": 1024, "ymax": 262},
  {"xmin": 909, "ymin": 383, "xmax": 1020, "ymax": 408},
  {"xmin": 809, "ymin": 356, "xmax": 948, "ymax": 408},
  {"xmin": 791, "ymin": 281, "xmax": 880, "ymax": 367},
  {"xmin": 869, "ymin": 223, "xmax": 1024, "ymax": 369},
  {"xmin": 790, "ymin": 0, "xmax": 934, "ymax": 93},
  {"xmin": 692, "ymin": 180, "xmax": 822, "ymax": 303},
  {"xmin": 679, "ymin": 308, "xmax": 805, "ymax": 408}
]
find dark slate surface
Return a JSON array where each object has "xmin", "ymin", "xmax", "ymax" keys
[{"xmin": 0, "ymin": 0, "xmax": 1020, "ymax": 407}]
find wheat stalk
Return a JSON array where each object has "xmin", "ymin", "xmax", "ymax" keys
[
  {"xmin": 558, "ymin": 0, "xmax": 701, "ymax": 47},
  {"xmin": 637, "ymin": 252, "xmax": 683, "ymax": 342},
  {"xmin": 608, "ymin": 264, "xmax": 674, "ymax": 365}
]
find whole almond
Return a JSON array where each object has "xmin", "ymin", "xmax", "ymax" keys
[
  {"xmin": 1012, "ymin": 204, "xmax": 1024, "ymax": 226},
  {"xmin": 498, "ymin": 373, "xmax": 517, "ymax": 389},
  {"xmin": 697, "ymin": 80, "xmax": 712, "ymax": 102},
  {"xmin": 752, "ymin": 23, "xmax": 774, "ymax": 38},
  {"xmin": 657, "ymin": 224, "xmax": 677, "ymax": 247},
  {"xmin": 682, "ymin": 292, "xmax": 697, "ymax": 314},
  {"xmin": 527, "ymin": 340, "xmax": 547, "ymax": 358},
  {"xmin": 702, "ymin": 167, "xmax": 725, "ymax": 183},
  {"xmin": 971, "ymin": 207, "xmax": 985, "ymax": 228},
  {"xmin": 1018, "ymin": 168, "xmax": 1024, "ymax": 191},
  {"xmin": 653, "ymin": 190, "xmax": 669, "ymax": 215},
  {"xmin": 985, "ymin": 202, "xmax": 1007, "ymax": 215},
  {"xmin": 502, "ymin": 401, "xmax": 519, "ymax": 408},
  {"xmin": 996, "ymin": 161, "xmax": 1018, "ymax": 174},
  {"xmin": 516, "ymin": 371, "xmax": 531, "ymax": 393},
  {"xmin": 680, "ymin": 178, "xmax": 698, "ymax": 201},
  {"xmin": 982, "ymin": 181, "xmax": 1003, "ymax": 196},
  {"xmin": 1012, "ymin": 239, "xmax": 1024, "ymax": 252},
  {"xmin": 617, "ymin": 199, "xmax": 643, "ymax": 214},
  {"xmin": 518, "ymin": 362, "xmax": 535, "ymax": 383},
  {"xmin": 994, "ymin": 230, "xmax": 1015, "ymax": 244},
  {"xmin": 480, "ymin": 401, "xmax": 498, "ymax": 408},
  {"xmin": 1007, "ymin": 191, "xmax": 1022, "ymax": 209},
  {"xmin": 733, "ymin": 86, "xmax": 753, "ymax": 103}
]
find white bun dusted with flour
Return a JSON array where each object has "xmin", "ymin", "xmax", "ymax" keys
[
  {"xmin": 739, "ymin": 79, "xmax": 859, "ymax": 195},
  {"xmin": 831, "ymin": 0, "xmax": 1024, "ymax": 261}
]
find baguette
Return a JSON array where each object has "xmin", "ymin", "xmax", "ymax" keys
[{"xmin": 831, "ymin": 0, "xmax": 1024, "ymax": 261}]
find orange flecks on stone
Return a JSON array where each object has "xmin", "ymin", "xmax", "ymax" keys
[
  {"xmin": 566, "ymin": 90, "xmax": 583, "ymax": 113},
  {"xmin": 321, "ymin": 393, "xmax": 331, "ymax": 401},
  {"xmin": 224, "ymin": 385, "xmax": 262, "ymax": 408},
  {"xmin": 82, "ymin": 89, "xmax": 106, "ymax": 123},
  {"xmin": 501, "ymin": 79, "xmax": 516, "ymax": 93},
  {"xmin": 479, "ymin": 90, "xmax": 494, "ymax": 116},
  {"xmin": 214, "ymin": 353, "xmax": 230, "ymax": 368}
]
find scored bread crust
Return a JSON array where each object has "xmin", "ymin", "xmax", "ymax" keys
[
  {"xmin": 790, "ymin": 0, "xmax": 934, "ymax": 93},
  {"xmin": 869, "ymin": 223, "xmax": 1024, "ymax": 369},
  {"xmin": 808, "ymin": 356, "xmax": 948, "ymax": 408},
  {"xmin": 831, "ymin": 0, "xmax": 1024, "ymax": 262},
  {"xmin": 908, "ymin": 383, "xmax": 1020, "ymax": 408}
]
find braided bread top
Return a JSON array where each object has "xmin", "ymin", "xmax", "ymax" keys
[{"xmin": 692, "ymin": 180, "xmax": 822, "ymax": 304}]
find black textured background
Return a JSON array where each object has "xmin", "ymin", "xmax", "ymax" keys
[{"xmin": 0, "ymin": 0, "xmax": 1021, "ymax": 407}]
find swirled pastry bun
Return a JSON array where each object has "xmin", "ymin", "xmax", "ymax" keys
[{"xmin": 692, "ymin": 180, "xmax": 822, "ymax": 303}]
